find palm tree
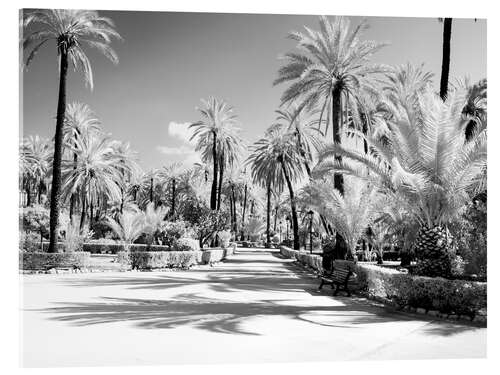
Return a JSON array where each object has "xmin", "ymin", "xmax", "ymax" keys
[
  {"xmin": 439, "ymin": 18, "xmax": 453, "ymax": 100},
  {"xmin": 159, "ymin": 162, "xmax": 185, "ymax": 220},
  {"xmin": 110, "ymin": 140, "xmax": 140, "ymax": 213},
  {"xmin": 315, "ymin": 87, "xmax": 487, "ymax": 277},
  {"xmin": 22, "ymin": 9, "xmax": 121, "ymax": 253},
  {"xmin": 190, "ymin": 97, "xmax": 242, "ymax": 210},
  {"xmin": 61, "ymin": 133, "xmax": 125, "ymax": 231},
  {"xmin": 248, "ymin": 125, "xmax": 306, "ymax": 249},
  {"xmin": 63, "ymin": 102, "xmax": 102, "ymax": 222},
  {"xmin": 20, "ymin": 135, "xmax": 52, "ymax": 206},
  {"xmin": 143, "ymin": 202, "xmax": 169, "ymax": 245}
]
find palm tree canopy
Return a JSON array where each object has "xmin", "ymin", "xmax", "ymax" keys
[
  {"xmin": 274, "ymin": 16, "xmax": 389, "ymax": 128},
  {"xmin": 21, "ymin": 135, "xmax": 53, "ymax": 182},
  {"xmin": 314, "ymin": 86, "xmax": 487, "ymax": 227},
  {"xmin": 63, "ymin": 102, "xmax": 102, "ymax": 145},
  {"xmin": 22, "ymin": 9, "xmax": 122, "ymax": 89}
]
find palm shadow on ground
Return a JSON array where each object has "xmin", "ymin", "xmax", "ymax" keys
[{"xmin": 33, "ymin": 253, "xmax": 483, "ymax": 337}]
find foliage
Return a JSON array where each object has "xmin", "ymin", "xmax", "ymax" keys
[
  {"xmin": 217, "ymin": 230, "xmax": 232, "ymax": 248},
  {"xmin": 63, "ymin": 222, "xmax": 93, "ymax": 252},
  {"xmin": 128, "ymin": 251, "xmax": 199, "ymax": 270},
  {"xmin": 189, "ymin": 203, "xmax": 230, "ymax": 247},
  {"xmin": 172, "ymin": 237, "xmax": 200, "ymax": 252},
  {"xmin": 142, "ymin": 202, "xmax": 169, "ymax": 245},
  {"xmin": 20, "ymin": 205, "xmax": 50, "ymax": 238},
  {"xmin": 448, "ymin": 200, "xmax": 487, "ymax": 277},
  {"xmin": 105, "ymin": 207, "xmax": 145, "ymax": 247},
  {"xmin": 20, "ymin": 231, "xmax": 42, "ymax": 252},
  {"xmin": 201, "ymin": 249, "xmax": 226, "ymax": 264},
  {"xmin": 20, "ymin": 251, "xmax": 91, "ymax": 270},
  {"xmin": 158, "ymin": 221, "xmax": 189, "ymax": 247}
]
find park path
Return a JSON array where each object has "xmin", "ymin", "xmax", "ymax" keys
[{"xmin": 20, "ymin": 248, "xmax": 486, "ymax": 367}]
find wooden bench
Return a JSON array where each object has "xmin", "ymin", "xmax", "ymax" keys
[{"xmin": 318, "ymin": 261, "xmax": 355, "ymax": 297}]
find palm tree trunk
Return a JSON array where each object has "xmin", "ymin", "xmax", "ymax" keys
[
  {"xmin": 241, "ymin": 184, "xmax": 248, "ymax": 239},
  {"xmin": 69, "ymin": 149, "xmax": 78, "ymax": 223},
  {"xmin": 171, "ymin": 178, "xmax": 176, "ymax": 219},
  {"xmin": 274, "ymin": 205, "xmax": 278, "ymax": 232},
  {"xmin": 332, "ymin": 87, "xmax": 349, "ymax": 259},
  {"xmin": 229, "ymin": 193, "xmax": 234, "ymax": 233},
  {"xmin": 79, "ymin": 186, "xmax": 87, "ymax": 231},
  {"xmin": 266, "ymin": 182, "xmax": 271, "ymax": 247},
  {"xmin": 231, "ymin": 185, "xmax": 238, "ymax": 237},
  {"xmin": 217, "ymin": 156, "xmax": 224, "ymax": 211},
  {"xmin": 210, "ymin": 133, "xmax": 218, "ymax": 210},
  {"xmin": 280, "ymin": 159, "xmax": 299, "ymax": 250},
  {"xmin": 440, "ymin": 18, "xmax": 453, "ymax": 100},
  {"xmin": 48, "ymin": 49, "xmax": 69, "ymax": 253},
  {"xmin": 149, "ymin": 177, "xmax": 154, "ymax": 204}
]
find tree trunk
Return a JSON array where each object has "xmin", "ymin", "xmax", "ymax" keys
[
  {"xmin": 241, "ymin": 184, "xmax": 248, "ymax": 239},
  {"xmin": 274, "ymin": 206, "xmax": 278, "ymax": 232},
  {"xmin": 231, "ymin": 185, "xmax": 238, "ymax": 236},
  {"xmin": 149, "ymin": 177, "xmax": 154, "ymax": 204},
  {"xmin": 280, "ymin": 159, "xmax": 299, "ymax": 250},
  {"xmin": 332, "ymin": 87, "xmax": 348, "ymax": 259},
  {"xmin": 171, "ymin": 178, "xmax": 176, "ymax": 219},
  {"xmin": 26, "ymin": 184, "xmax": 32, "ymax": 207},
  {"xmin": 48, "ymin": 49, "xmax": 69, "ymax": 253},
  {"xmin": 439, "ymin": 18, "xmax": 453, "ymax": 101},
  {"xmin": 266, "ymin": 182, "xmax": 271, "ymax": 247},
  {"xmin": 217, "ymin": 156, "xmax": 224, "ymax": 211},
  {"xmin": 69, "ymin": 149, "xmax": 78, "ymax": 223},
  {"xmin": 229, "ymin": 193, "xmax": 234, "ymax": 234},
  {"xmin": 79, "ymin": 185, "xmax": 87, "ymax": 231},
  {"xmin": 210, "ymin": 133, "xmax": 218, "ymax": 210}
]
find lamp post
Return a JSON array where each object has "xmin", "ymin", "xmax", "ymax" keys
[{"xmin": 307, "ymin": 210, "xmax": 314, "ymax": 254}]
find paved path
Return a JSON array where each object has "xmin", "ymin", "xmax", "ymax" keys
[{"xmin": 20, "ymin": 249, "xmax": 486, "ymax": 367}]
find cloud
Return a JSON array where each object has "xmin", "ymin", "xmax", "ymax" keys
[{"xmin": 156, "ymin": 122, "xmax": 201, "ymax": 166}]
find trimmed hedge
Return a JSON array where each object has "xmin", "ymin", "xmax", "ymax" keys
[
  {"xmin": 20, "ymin": 251, "xmax": 91, "ymax": 270},
  {"xmin": 171, "ymin": 237, "xmax": 200, "ymax": 252},
  {"xmin": 280, "ymin": 246, "xmax": 487, "ymax": 320},
  {"xmin": 128, "ymin": 251, "xmax": 201, "ymax": 270},
  {"xmin": 42, "ymin": 242, "xmax": 201, "ymax": 254}
]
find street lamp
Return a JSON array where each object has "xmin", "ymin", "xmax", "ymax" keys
[{"xmin": 307, "ymin": 210, "xmax": 314, "ymax": 254}]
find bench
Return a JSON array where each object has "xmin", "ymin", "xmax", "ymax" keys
[{"xmin": 318, "ymin": 261, "xmax": 355, "ymax": 297}]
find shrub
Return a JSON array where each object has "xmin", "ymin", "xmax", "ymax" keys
[
  {"xmin": 63, "ymin": 223, "xmax": 93, "ymax": 252},
  {"xmin": 85, "ymin": 239, "xmax": 122, "ymax": 254},
  {"xmin": 158, "ymin": 221, "xmax": 188, "ymax": 247},
  {"xmin": 20, "ymin": 251, "xmax": 91, "ymax": 270},
  {"xmin": 20, "ymin": 205, "xmax": 50, "ymax": 239},
  {"xmin": 20, "ymin": 231, "xmax": 42, "ymax": 252},
  {"xmin": 129, "ymin": 251, "xmax": 199, "ymax": 270},
  {"xmin": 172, "ymin": 237, "xmax": 200, "ymax": 252},
  {"xmin": 116, "ymin": 251, "xmax": 130, "ymax": 265}
]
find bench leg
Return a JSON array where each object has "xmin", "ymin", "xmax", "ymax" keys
[
  {"xmin": 333, "ymin": 284, "xmax": 340, "ymax": 296},
  {"xmin": 318, "ymin": 279, "xmax": 325, "ymax": 290}
]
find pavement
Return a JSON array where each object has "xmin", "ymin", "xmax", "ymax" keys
[{"xmin": 20, "ymin": 248, "xmax": 486, "ymax": 367}]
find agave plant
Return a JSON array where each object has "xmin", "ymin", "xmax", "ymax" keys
[{"xmin": 315, "ymin": 86, "xmax": 487, "ymax": 277}]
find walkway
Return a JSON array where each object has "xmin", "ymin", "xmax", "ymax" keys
[{"xmin": 20, "ymin": 249, "xmax": 486, "ymax": 367}]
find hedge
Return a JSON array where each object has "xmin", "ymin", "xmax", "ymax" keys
[
  {"xmin": 20, "ymin": 251, "xmax": 91, "ymax": 270},
  {"xmin": 41, "ymin": 241, "xmax": 200, "ymax": 254},
  {"xmin": 127, "ymin": 251, "xmax": 201, "ymax": 270},
  {"xmin": 280, "ymin": 246, "xmax": 487, "ymax": 320}
]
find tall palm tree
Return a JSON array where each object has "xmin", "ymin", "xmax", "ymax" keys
[
  {"xmin": 248, "ymin": 125, "xmax": 306, "ymax": 249},
  {"xmin": 61, "ymin": 133, "xmax": 125, "ymax": 231},
  {"xmin": 439, "ymin": 18, "xmax": 453, "ymax": 100},
  {"xmin": 315, "ymin": 87, "xmax": 487, "ymax": 277},
  {"xmin": 190, "ymin": 97, "xmax": 242, "ymax": 210},
  {"xmin": 22, "ymin": 9, "xmax": 121, "ymax": 252},
  {"xmin": 20, "ymin": 135, "xmax": 52, "ymax": 206},
  {"xmin": 110, "ymin": 140, "xmax": 140, "ymax": 214},
  {"xmin": 159, "ymin": 162, "xmax": 185, "ymax": 220},
  {"xmin": 63, "ymin": 102, "xmax": 102, "ymax": 222}
]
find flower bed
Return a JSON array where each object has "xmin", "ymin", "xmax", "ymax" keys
[
  {"xmin": 280, "ymin": 246, "xmax": 487, "ymax": 321},
  {"xmin": 20, "ymin": 251, "xmax": 91, "ymax": 270}
]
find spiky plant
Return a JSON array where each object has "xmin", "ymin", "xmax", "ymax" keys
[
  {"xmin": 143, "ymin": 202, "xmax": 169, "ymax": 245},
  {"xmin": 105, "ymin": 206, "xmax": 145, "ymax": 250},
  {"xmin": 22, "ymin": 9, "xmax": 121, "ymax": 252},
  {"xmin": 315, "ymin": 86, "xmax": 487, "ymax": 277}
]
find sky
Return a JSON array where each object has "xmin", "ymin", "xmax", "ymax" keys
[{"xmin": 21, "ymin": 11, "xmax": 487, "ymax": 170}]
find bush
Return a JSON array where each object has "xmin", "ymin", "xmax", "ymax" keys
[
  {"xmin": 355, "ymin": 264, "xmax": 486, "ymax": 320},
  {"xmin": 20, "ymin": 251, "xmax": 91, "ymax": 270},
  {"xmin": 20, "ymin": 231, "xmax": 42, "ymax": 252},
  {"xmin": 85, "ymin": 239, "xmax": 120, "ymax": 254},
  {"xmin": 172, "ymin": 237, "xmax": 200, "ymax": 252},
  {"xmin": 129, "ymin": 251, "xmax": 199, "ymax": 270},
  {"xmin": 158, "ymin": 221, "xmax": 189, "ymax": 247},
  {"xmin": 63, "ymin": 223, "xmax": 93, "ymax": 252},
  {"xmin": 20, "ymin": 205, "xmax": 50, "ymax": 239}
]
